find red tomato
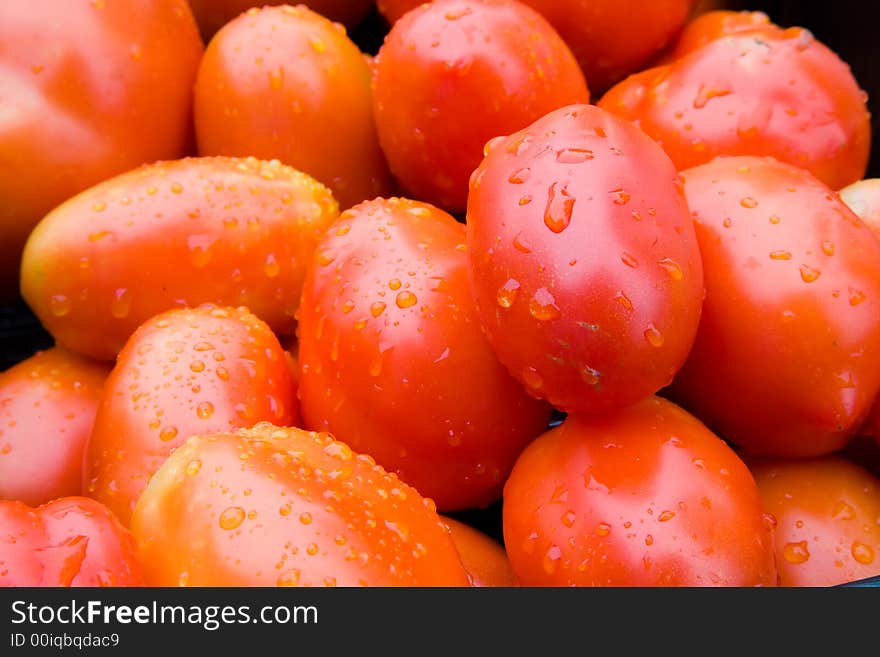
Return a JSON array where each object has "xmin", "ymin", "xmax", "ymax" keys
[
  {"xmin": 443, "ymin": 516, "xmax": 518, "ymax": 586},
  {"xmin": 750, "ymin": 456, "xmax": 880, "ymax": 587},
  {"xmin": 84, "ymin": 306, "xmax": 298, "ymax": 526},
  {"xmin": 599, "ymin": 28, "xmax": 870, "ymax": 191},
  {"xmin": 671, "ymin": 156, "xmax": 880, "ymax": 458},
  {"xmin": 297, "ymin": 197, "xmax": 550, "ymax": 511},
  {"xmin": 188, "ymin": 0, "xmax": 374, "ymax": 38},
  {"xmin": 503, "ymin": 396, "xmax": 777, "ymax": 586},
  {"xmin": 131, "ymin": 423, "xmax": 471, "ymax": 586},
  {"xmin": 663, "ymin": 9, "xmax": 777, "ymax": 61},
  {"xmin": 372, "ymin": 0, "xmax": 589, "ymax": 212},
  {"xmin": 467, "ymin": 104, "xmax": 703, "ymax": 415},
  {"xmin": 0, "ymin": 497, "xmax": 143, "ymax": 586},
  {"xmin": 0, "ymin": 0, "xmax": 203, "ymax": 301},
  {"xmin": 195, "ymin": 5, "xmax": 392, "ymax": 211},
  {"xmin": 377, "ymin": 0, "xmax": 695, "ymax": 93},
  {"xmin": 0, "ymin": 347, "xmax": 109, "ymax": 506},
  {"xmin": 21, "ymin": 157, "xmax": 338, "ymax": 361}
]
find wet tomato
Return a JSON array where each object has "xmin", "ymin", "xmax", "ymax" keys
[
  {"xmin": 443, "ymin": 516, "xmax": 518, "ymax": 586},
  {"xmin": 84, "ymin": 305, "xmax": 297, "ymax": 526},
  {"xmin": 131, "ymin": 423, "xmax": 471, "ymax": 586},
  {"xmin": 663, "ymin": 9, "xmax": 777, "ymax": 61},
  {"xmin": 467, "ymin": 103, "xmax": 703, "ymax": 415}
]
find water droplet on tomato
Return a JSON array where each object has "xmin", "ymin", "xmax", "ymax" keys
[{"xmin": 219, "ymin": 506, "xmax": 245, "ymax": 530}]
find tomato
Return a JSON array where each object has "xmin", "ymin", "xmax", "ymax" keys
[
  {"xmin": 598, "ymin": 29, "xmax": 871, "ymax": 191},
  {"xmin": 443, "ymin": 516, "xmax": 518, "ymax": 586},
  {"xmin": 195, "ymin": 5, "xmax": 392, "ymax": 211},
  {"xmin": 188, "ymin": 0, "xmax": 374, "ymax": 39},
  {"xmin": 377, "ymin": 0, "xmax": 695, "ymax": 93},
  {"xmin": 84, "ymin": 305, "xmax": 298, "ymax": 526},
  {"xmin": 663, "ymin": 10, "xmax": 777, "ymax": 61},
  {"xmin": 467, "ymin": 104, "xmax": 703, "ymax": 415},
  {"xmin": 670, "ymin": 156, "xmax": 880, "ymax": 458},
  {"xmin": 297, "ymin": 197, "xmax": 550, "ymax": 511},
  {"xmin": 21, "ymin": 157, "xmax": 338, "ymax": 361},
  {"xmin": 0, "ymin": 0, "xmax": 203, "ymax": 301},
  {"xmin": 750, "ymin": 456, "xmax": 880, "ymax": 587},
  {"xmin": 0, "ymin": 347, "xmax": 109, "ymax": 506},
  {"xmin": 372, "ymin": 0, "xmax": 589, "ymax": 212},
  {"xmin": 0, "ymin": 497, "xmax": 143, "ymax": 586},
  {"xmin": 131, "ymin": 423, "xmax": 470, "ymax": 586},
  {"xmin": 503, "ymin": 396, "xmax": 777, "ymax": 586}
]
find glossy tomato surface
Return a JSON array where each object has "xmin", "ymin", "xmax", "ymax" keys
[
  {"xmin": 195, "ymin": 5, "xmax": 391, "ymax": 210},
  {"xmin": 503, "ymin": 396, "xmax": 777, "ymax": 586},
  {"xmin": 0, "ymin": 0, "xmax": 203, "ymax": 301},
  {"xmin": 21, "ymin": 157, "xmax": 338, "ymax": 360},
  {"xmin": 0, "ymin": 348, "xmax": 109, "ymax": 506},
  {"xmin": 298, "ymin": 197, "xmax": 551, "ymax": 511},
  {"xmin": 599, "ymin": 28, "xmax": 871, "ymax": 191},
  {"xmin": 0, "ymin": 497, "xmax": 143, "ymax": 587},
  {"xmin": 467, "ymin": 103, "xmax": 703, "ymax": 415},
  {"xmin": 443, "ymin": 516, "xmax": 518, "ymax": 586},
  {"xmin": 663, "ymin": 9, "xmax": 776, "ymax": 61},
  {"xmin": 84, "ymin": 306, "xmax": 298, "ymax": 526},
  {"xmin": 672, "ymin": 156, "xmax": 880, "ymax": 457},
  {"xmin": 132, "ymin": 423, "xmax": 471, "ymax": 586},
  {"xmin": 750, "ymin": 456, "xmax": 880, "ymax": 587},
  {"xmin": 372, "ymin": 0, "xmax": 589, "ymax": 212}
]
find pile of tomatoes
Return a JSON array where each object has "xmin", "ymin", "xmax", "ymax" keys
[{"xmin": 2, "ymin": 0, "xmax": 880, "ymax": 588}]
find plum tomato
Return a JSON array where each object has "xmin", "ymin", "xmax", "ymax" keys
[
  {"xmin": 195, "ymin": 5, "xmax": 392, "ymax": 211},
  {"xmin": 372, "ymin": 0, "xmax": 589, "ymax": 212},
  {"xmin": 84, "ymin": 306, "xmax": 298, "ymax": 526},
  {"xmin": 0, "ymin": 497, "xmax": 143, "ymax": 587},
  {"xmin": 750, "ymin": 456, "xmax": 880, "ymax": 587},
  {"xmin": 599, "ymin": 28, "xmax": 871, "ymax": 191},
  {"xmin": 443, "ymin": 516, "xmax": 518, "ymax": 586},
  {"xmin": 663, "ymin": 9, "xmax": 777, "ymax": 61},
  {"xmin": 671, "ymin": 156, "xmax": 880, "ymax": 458},
  {"xmin": 466, "ymin": 103, "xmax": 703, "ymax": 415},
  {"xmin": 188, "ymin": 0, "xmax": 374, "ymax": 39},
  {"xmin": 0, "ymin": 347, "xmax": 110, "ymax": 506},
  {"xmin": 297, "ymin": 197, "xmax": 551, "ymax": 511},
  {"xmin": 131, "ymin": 423, "xmax": 471, "ymax": 586},
  {"xmin": 0, "ymin": 0, "xmax": 203, "ymax": 301},
  {"xmin": 502, "ymin": 396, "xmax": 777, "ymax": 587},
  {"xmin": 20, "ymin": 157, "xmax": 338, "ymax": 361}
]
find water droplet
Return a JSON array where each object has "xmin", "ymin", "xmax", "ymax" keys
[
  {"xmin": 529, "ymin": 288, "xmax": 560, "ymax": 321},
  {"xmin": 645, "ymin": 534, "xmax": 654, "ymax": 546},
  {"xmin": 722, "ymin": 217, "xmax": 733, "ymax": 228},
  {"xmin": 190, "ymin": 360, "xmax": 205, "ymax": 373},
  {"xmin": 799, "ymin": 265, "xmax": 820, "ymax": 283},
  {"xmin": 556, "ymin": 148, "xmax": 594, "ymax": 164},
  {"xmin": 264, "ymin": 254, "xmax": 280, "ymax": 278},
  {"xmin": 543, "ymin": 545, "xmax": 562, "ymax": 575},
  {"xmin": 821, "ymin": 241, "xmax": 835, "ymax": 256},
  {"xmin": 769, "ymin": 250, "xmax": 792, "ymax": 261},
  {"xmin": 544, "ymin": 182, "xmax": 575, "ymax": 233},
  {"xmin": 644, "ymin": 324, "xmax": 664, "ymax": 348},
  {"xmin": 309, "ymin": 36, "xmax": 326, "ymax": 53},
  {"xmin": 769, "ymin": 214, "xmax": 781, "ymax": 225},
  {"xmin": 197, "ymin": 401, "xmax": 214, "ymax": 419},
  {"xmin": 657, "ymin": 258, "xmax": 683, "ymax": 281},
  {"xmin": 110, "ymin": 288, "xmax": 132, "ymax": 318},
  {"xmin": 508, "ymin": 168, "xmax": 530, "ymax": 184},
  {"xmin": 92, "ymin": 201, "xmax": 106, "ymax": 212},
  {"xmin": 370, "ymin": 301, "xmax": 386, "ymax": 317},
  {"xmin": 521, "ymin": 367, "xmax": 543, "ymax": 390},
  {"xmin": 170, "ymin": 183, "xmax": 183, "ymax": 194},
  {"xmin": 396, "ymin": 291, "xmax": 417, "ymax": 308},
  {"xmin": 596, "ymin": 522, "xmax": 611, "ymax": 536},
  {"xmin": 299, "ymin": 512, "xmax": 313, "ymax": 525},
  {"xmin": 186, "ymin": 459, "xmax": 201, "ymax": 476},
  {"xmin": 581, "ymin": 366, "xmax": 601, "ymax": 387},
  {"xmin": 496, "ymin": 279, "xmax": 520, "ymax": 309},
  {"xmin": 610, "ymin": 188, "xmax": 630, "ymax": 205},
  {"xmin": 852, "ymin": 542, "xmax": 875, "ymax": 565},
  {"xmin": 832, "ymin": 500, "xmax": 856, "ymax": 521},
  {"xmin": 693, "ymin": 84, "xmax": 732, "ymax": 108},
  {"xmin": 621, "ymin": 252, "xmax": 639, "ymax": 268},
  {"xmin": 783, "ymin": 540, "xmax": 810, "ymax": 564},
  {"xmin": 658, "ymin": 510, "xmax": 675, "ymax": 522},
  {"xmin": 268, "ymin": 68, "xmax": 284, "ymax": 90},
  {"xmin": 277, "ymin": 568, "xmax": 300, "ymax": 587},
  {"xmin": 388, "ymin": 278, "xmax": 402, "ymax": 291},
  {"xmin": 50, "ymin": 295, "xmax": 71, "ymax": 317},
  {"xmin": 513, "ymin": 232, "xmax": 531, "ymax": 253},
  {"xmin": 615, "ymin": 291, "xmax": 633, "ymax": 311},
  {"xmin": 159, "ymin": 426, "xmax": 178, "ymax": 442},
  {"xmin": 219, "ymin": 506, "xmax": 246, "ymax": 530},
  {"xmin": 849, "ymin": 288, "xmax": 866, "ymax": 306},
  {"xmin": 740, "ymin": 197, "xmax": 758, "ymax": 209},
  {"xmin": 561, "ymin": 511, "xmax": 576, "ymax": 528}
]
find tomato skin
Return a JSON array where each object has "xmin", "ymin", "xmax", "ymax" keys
[
  {"xmin": 188, "ymin": 0, "xmax": 374, "ymax": 38},
  {"xmin": 467, "ymin": 103, "xmax": 703, "ymax": 415},
  {"xmin": 84, "ymin": 306, "xmax": 298, "ymax": 526},
  {"xmin": 298, "ymin": 197, "xmax": 551, "ymax": 511},
  {"xmin": 0, "ymin": 0, "xmax": 203, "ymax": 301},
  {"xmin": 443, "ymin": 517, "xmax": 518, "ymax": 587},
  {"xmin": 20, "ymin": 157, "xmax": 338, "ymax": 361},
  {"xmin": 503, "ymin": 396, "xmax": 777, "ymax": 587},
  {"xmin": 750, "ymin": 456, "xmax": 880, "ymax": 587},
  {"xmin": 195, "ymin": 5, "xmax": 392, "ymax": 211},
  {"xmin": 377, "ymin": 0, "xmax": 694, "ymax": 93},
  {"xmin": 663, "ymin": 10, "xmax": 776, "ymax": 61},
  {"xmin": 0, "ymin": 348, "xmax": 109, "ymax": 506},
  {"xmin": 0, "ymin": 497, "xmax": 143, "ymax": 587},
  {"xmin": 131, "ymin": 423, "xmax": 471, "ymax": 586},
  {"xmin": 671, "ymin": 156, "xmax": 880, "ymax": 458},
  {"xmin": 840, "ymin": 179, "xmax": 880, "ymax": 241},
  {"xmin": 599, "ymin": 29, "xmax": 871, "ymax": 191},
  {"xmin": 372, "ymin": 0, "xmax": 589, "ymax": 212}
]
